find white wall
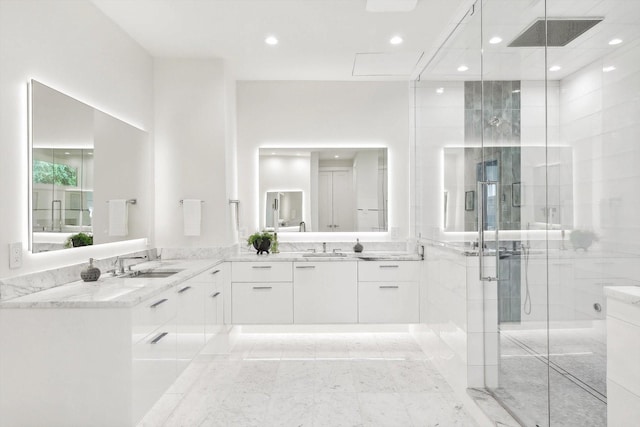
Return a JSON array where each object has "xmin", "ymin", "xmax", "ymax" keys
[
  {"xmin": 560, "ymin": 40, "xmax": 640, "ymax": 255},
  {"xmin": 0, "ymin": 0, "xmax": 153, "ymax": 279},
  {"xmin": 153, "ymin": 58, "xmax": 236, "ymax": 248},
  {"xmin": 236, "ymin": 81, "xmax": 410, "ymax": 241}
]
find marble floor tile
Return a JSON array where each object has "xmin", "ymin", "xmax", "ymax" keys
[
  {"xmin": 314, "ymin": 392, "xmax": 363, "ymax": 427},
  {"xmin": 400, "ymin": 392, "xmax": 480, "ymax": 427},
  {"xmin": 357, "ymin": 392, "xmax": 413, "ymax": 427},
  {"xmin": 351, "ymin": 360, "xmax": 397, "ymax": 393},
  {"xmin": 265, "ymin": 392, "xmax": 315, "ymax": 427},
  {"xmin": 140, "ymin": 332, "xmax": 484, "ymax": 427},
  {"xmin": 315, "ymin": 360, "xmax": 356, "ymax": 393}
]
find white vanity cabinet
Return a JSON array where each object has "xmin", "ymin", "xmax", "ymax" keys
[
  {"xmin": 0, "ymin": 261, "xmax": 225, "ymax": 427},
  {"xmin": 358, "ymin": 261, "xmax": 420, "ymax": 323},
  {"xmin": 293, "ymin": 261, "xmax": 358, "ymax": 323},
  {"xmin": 231, "ymin": 261, "xmax": 293, "ymax": 324}
]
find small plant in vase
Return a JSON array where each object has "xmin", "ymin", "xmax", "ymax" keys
[{"xmin": 247, "ymin": 231, "xmax": 274, "ymax": 255}]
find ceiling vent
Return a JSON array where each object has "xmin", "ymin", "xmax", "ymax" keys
[{"xmin": 508, "ymin": 18, "xmax": 603, "ymax": 47}]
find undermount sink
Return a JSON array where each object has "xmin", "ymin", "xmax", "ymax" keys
[
  {"xmin": 302, "ymin": 252, "xmax": 348, "ymax": 258},
  {"xmin": 128, "ymin": 270, "xmax": 183, "ymax": 278}
]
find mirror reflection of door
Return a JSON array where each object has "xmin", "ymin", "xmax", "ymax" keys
[{"xmin": 318, "ymin": 169, "xmax": 354, "ymax": 232}]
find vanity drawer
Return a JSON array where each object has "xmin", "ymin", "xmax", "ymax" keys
[
  {"xmin": 358, "ymin": 281, "xmax": 419, "ymax": 323},
  {"xmin": 231, "ymin": 261, "xmax": 292, "ymax": 282},
  {"xmin": 232, "ymin": 282, "xmax": 293, "ymax": 324},
  {"xmin": 358, "ymin": 261, "xmax": 420, "ymax": 282},
  {"xmin": 132, "ymin": 287, "xmax": 177, "ymax": 342}
]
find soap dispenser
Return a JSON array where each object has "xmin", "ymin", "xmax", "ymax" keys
[
  {"xmin": 353, "ymin": 239, "xmax": 363, "ymax": 253},
  {"xmin": 81, "ymin": 258, "xmax": 101, "ymax": 282}
]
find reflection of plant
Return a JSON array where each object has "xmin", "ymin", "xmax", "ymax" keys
[
  {"xmin": 570, "ymin": 229, "xmax": 598, "ymax": 251},
  {"xmin": 33, "ymin": 160, "xmax": 77, "ymax": 186},
  {"xmin": 64, "ymin": 232, "xmax": 93, "ymax": 248}
]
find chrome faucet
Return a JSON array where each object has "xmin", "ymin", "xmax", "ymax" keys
[
  {"xmin": 299, "ymin": 221, "xmax": 306, "ymax": 232},
  {"xmin": 322, "ymin": 242, "xmax": 327, "ymax": 253},
  {"xmin": 115, "ymin": 255, "xmax": 147, "ymax": 275}
]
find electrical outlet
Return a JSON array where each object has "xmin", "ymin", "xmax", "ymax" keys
[{"xmin": 9, "ymin": 242, "xmax": 22, "ymax": 269}]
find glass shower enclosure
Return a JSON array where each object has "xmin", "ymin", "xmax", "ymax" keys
[{"xmin": 414, "ymin": 0, "xmax": 640, "ymax": 425}]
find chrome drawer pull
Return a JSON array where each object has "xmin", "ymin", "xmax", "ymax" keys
[
  {"xmin": 379, "ymin": 285, "xmax": 399, "ymax": 289},
  {"xmin": 379, "ymin": 265, "xmax": 399, "ymax": 268},
  {"xmin": 149, "ymin": 298, "xmax": 168, "ymax": 308},
  {"xmin": 296, "ymin": 266, "xmax": 316, "ymax": 269},
  {"xmin": 211, "ymin": 291, "xmax": 221, "ymax": 298},
  {"xmin": 150, "ymin": 332, "xmax": 168, "ymax": 344},
  {"xmin": 252, "ymin": 266, "xmax": 272, "ymax": 269},
  {"xmin": 253, "ymin": 286, "xmax": 272, "ymax": 290},
  {"xmin": 211, "ymin": 269, "xmax": 221, "ymax": 275},
  {"xmin": 178, "ymin": 286, "xmax": 192, "ymax": 293}
]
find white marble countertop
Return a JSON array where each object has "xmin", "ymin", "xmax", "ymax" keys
[
  {"xmin": 604, "ymin": 286, "xmax": 640, "ymax": 305},
  {"xmin": 228, "ymin": 252, "xmax": 422, "ymax": 262},
  {"xmin": 0, "ymin": 259, "xmax": 221, "ymax": 309}
]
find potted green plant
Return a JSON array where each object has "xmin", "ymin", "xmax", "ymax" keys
[
  {"xmin": 569, "ymin": 229, "xmax": 598, "ymax": 251},
  {"xmin": 247, "ymin": 231, "xmax": 273, "ymax": 255},
  {"xmin": 64, "ymin": 232, "xmax": 93, "ymax": 248}
]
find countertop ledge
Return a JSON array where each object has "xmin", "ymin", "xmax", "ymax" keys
[
  {"xmin": 604, "ymin": 286, "xmax": 640, "ymax": 305},
  {"xmin": 228, "ymin": 252, "xmax": 422, "ymax": 262},
  {"xmin": 0, "ymin": 259, "xmax": 222, "ymax": 309}
]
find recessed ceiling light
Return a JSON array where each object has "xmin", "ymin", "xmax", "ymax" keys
[
  {"xmin": 64, "ymin": 152, "xmax": 70, "ymax": 155},
  {"xmin": 489, "ymin": 36, "xmax": 502, "ymax": 44},
  {"xmin": 457, "ymin": 65, "xmax": 469, "ymax": 72},
  {"xmin": 435, "ymin": 87, "xmax": 444, "ymax": 94},
  {"xmin": 265, "ymin": 36, "xmax": 278, "ymax": 45},
  {"xmin": 334, "ymin": 155, "xmax": 340, "ymax": 158},
  {"xmin": 390, "ymin": 36, "xmax": 403, "ymax": 45},
  {"xmin": 549, "ymin": 65, "xmax": 562, "ymax": 72},
  {"xmin": 609, "ymin": 38, "xmax": 623, "ymax": 45},
  {"xmin": 603, "ymin": 65, "xmax": 616, "ymax": 72},
  {"xmin": 271, "ymin": 152, "xmax": 276, "ymax": 155},
  {"xmin": 512, "ymin": 89, "xmax": 521, "ymax": 93}
]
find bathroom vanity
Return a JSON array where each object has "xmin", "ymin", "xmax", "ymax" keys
[
  {"xmin": 0, "ymin": 259, "xmax": 227, "ymax": 427},
  {"xmin": 228, "ymin": 253, "xmax": 422, "ymax": 325},
  {"xmin": 0, "ymin": 251, "xmax": 421, "ymax": 426}
]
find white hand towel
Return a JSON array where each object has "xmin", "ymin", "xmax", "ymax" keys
[
  {"xmin": 183, "ymin": 199, "xmax": 202, "ymax": 236},
  {"xmin": 108, "ymin": 199, "xmax": 128, "ymax": 236}
]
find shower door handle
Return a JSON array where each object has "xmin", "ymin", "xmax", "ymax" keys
[{"xmin": 478, "ymin": 181, "xmax": 500, "ymax": 282}]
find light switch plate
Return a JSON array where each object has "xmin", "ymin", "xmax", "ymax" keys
[{"xmin": 9, "ymin": 242, "xmax": 22, "ymax": 269}]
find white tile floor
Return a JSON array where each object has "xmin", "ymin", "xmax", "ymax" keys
[{"xmin": 139, "ymin": 332, "xmax": 480, "ymax": 427}]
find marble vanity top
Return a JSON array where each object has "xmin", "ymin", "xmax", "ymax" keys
[
  {"xmin": 604, "ymin": 286, "xmax": 640, "ymax": 305},
  {"xmin": 0, "ymin": 259, "xmax": 221, "ymax": 309},
  {"xmin": 228, "ymin": 252, "xmax": 422, "ymax": 262}
]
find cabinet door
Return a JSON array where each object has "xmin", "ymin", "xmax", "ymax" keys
[
  {"xmin": 231, "ymin": 261, "xmax": 292, "ymax": 282},
  {"xmin": 175, "ymin": 282, "xmax": 205, "ymax": 361},
  {"xmin": 232, "ymin": 282, "xmax": 293, "ymax": 324},
  {"xmin": 293, "ymin": 262, "xmax": 358, "ymax": 323},
  {"xmin": 358, "ymin": 281, "xmax": 419, "ymax": 323},
  {"xmin": 132, "ymin": 321, "xmax": 177, "ymax": 424},
  {"xmin": 205, "ymin": 266, "xmax": 225, "ymax": 337}
]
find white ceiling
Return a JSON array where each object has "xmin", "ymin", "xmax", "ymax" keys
[
  {"xmin": 422, "ymin": 0, "xmax": 640, "ymax": 81},
  {"xmin": 90, "ymin": 0, "xmax": 469, "ymax": 81},
  {"xmin": 91, "ymin": 0, "xmax": 640, "ymax": 82}
]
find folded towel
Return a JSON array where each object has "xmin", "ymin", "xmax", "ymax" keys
[
  {"xmin": 108, "ymin": 199, "xmax": 128, "ymax": 236},
  {"xmin": 183, "ymin": 199, "xmax": 202, "ymax": 236}
]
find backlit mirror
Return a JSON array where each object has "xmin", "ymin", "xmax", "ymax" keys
[
  {"xmin": 259, "ymin": 148, "xmax": 388, "ymax": 232},
  {"xmin": 30, "ymin": 80, "xmax": 150, "ymax": 252},
  {"xmin": 443, "ymin": 146, "xmax": 573, "ymax": 232}
]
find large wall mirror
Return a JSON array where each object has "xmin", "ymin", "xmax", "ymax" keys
[
  {"xmin": 443, "ymin": 146, "xmax": 573, "ymax": 232},
  {"xmin": 29, "ymin": 80, "xmax": 150, "ymax": 253},
  {"xmin": 259, "ymin": 148, "xmax": 388, "ymax": 233}
]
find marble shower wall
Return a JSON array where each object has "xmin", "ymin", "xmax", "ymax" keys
[{"xmin": 464, "ymin": 81, "xmax": 521, "ymax": 231}]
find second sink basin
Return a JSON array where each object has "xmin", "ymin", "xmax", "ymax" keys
[
  {"xmin": 128, "ymin": 270, "xmax": 183, "ymax": 278},
  {"xmin": 302, "ymin": 252, "xmax": 347, "ymax": 258}
]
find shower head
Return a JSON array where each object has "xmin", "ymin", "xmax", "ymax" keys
[{"xmin": 488, "ymin": 116, "xmax": 502, "ymax": 127}]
